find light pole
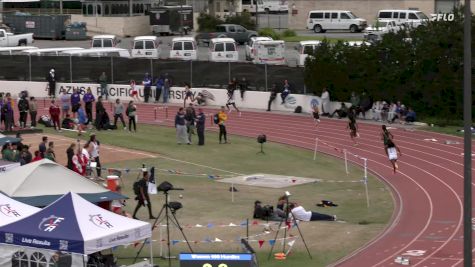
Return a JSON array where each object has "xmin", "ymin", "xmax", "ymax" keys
[{"xmin": 463, "ymin": 0, "xmax": 472, "ymax": 266}]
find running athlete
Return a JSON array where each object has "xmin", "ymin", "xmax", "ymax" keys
[
  {"xmin": 347, "ymin": 108, "xmax": 358, "ymax": 145},
  {"xmin": 385, "ymin": 138, "xmax": 402, "ymax": 173},
  {"xmin": 225, "ymin": 81, "xmax": 241, "ymax": 115},
  {"xmin": 183, "ymin": 83, "xmax": 194, "ymax": 107},
  {"xmin": 381, "ymin": 124, "xmax": 394, "ymax": 150},
  {"xmin": 312, "ymin": 106, "xmax": 320, "ymax": 126}
]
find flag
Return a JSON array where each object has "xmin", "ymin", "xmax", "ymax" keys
[
  {"xmin": 287, "ymin": 240, "xmax": 296, "ymax": 247},
  {"xmin": 214, "ymin": 238, "xmax": 222, "ymax": 242},
  {"xmin": 240, "ymin": 220, "xmax": 248, "ymax": 227},
  {"xmin": 171, "ymin": 240, "xmax": 180, "ymax": 245},
  {"xmin": 258, "ymin": 240, "xmax": 264, "ymax": 248},
  {"xmin": 207, "ymin": 223, "xmax": 214, "ymax": 228},
  {"xmin": 269, "ymin": 240, "xmax": 276, "ymax": 246},
  {"xmin": 229, "ymin": 223, "xmax": 237, "ymax": 227}
]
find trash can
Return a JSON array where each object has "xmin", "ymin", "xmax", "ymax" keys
[{"xmin": 107, "ymin": 175, "xmax": 119, "ymax": 191}]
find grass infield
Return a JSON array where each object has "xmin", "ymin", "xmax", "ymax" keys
[{"xmin": 41, "ymin": 124, "xmax": 393, "ymax": 267}]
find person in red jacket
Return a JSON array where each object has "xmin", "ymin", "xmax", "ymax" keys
[{"xmin": 49, "ymin": 99, "xmax": 61, "ymax": 132}]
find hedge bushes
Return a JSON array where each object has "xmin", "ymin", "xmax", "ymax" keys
[{"xmin": 304, "ymin": 8, "xmax": 475, "ymax": 123}]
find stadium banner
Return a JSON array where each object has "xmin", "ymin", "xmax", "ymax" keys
[{"xmin": 0, "ymin": 81, "xmax": 346, "ymax": 114}]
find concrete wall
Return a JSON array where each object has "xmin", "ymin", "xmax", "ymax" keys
[
  {"xmin": 288, "ymin": 0, "xmax": 474, "ymax": 30},
  {"xmin": 71, "ymin": 15, "xmax": 151, "ymax": 37}
]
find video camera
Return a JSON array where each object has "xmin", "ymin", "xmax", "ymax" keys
[{"xmin": 253, "ymin": 200, "xmax": 274, "ymax": 220}]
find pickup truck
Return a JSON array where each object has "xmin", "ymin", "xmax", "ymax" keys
[
  {"xmin": 0, "ymin": 29, "xmax": 34, "ymax": 47},
  {"xmin": 195, "ymin": 24, "xmax": 258, "ymax": 46},
  {"xmin": 363, "ymin": 20, "xmax": 402, "ymax": 42}
]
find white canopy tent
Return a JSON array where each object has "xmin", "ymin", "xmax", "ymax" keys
[
  {"xmin": 0, "ymin": 159, "xmax": 126, "ymax": 207},
  {"xmin": 0, "ymin": 192, "xmax": 39, "ymax": 227}
]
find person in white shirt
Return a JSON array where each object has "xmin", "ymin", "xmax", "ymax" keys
[
  {"xmin": 321, "ymin": 87, "xmax": 330, "ymax": 116},
  {"xmin": 88, "ymin": 134, "xmax": 102, "ymax": 178},
  {"xmin": 289, "ymin": 202, "xmax": 336, "ymax": 221}
]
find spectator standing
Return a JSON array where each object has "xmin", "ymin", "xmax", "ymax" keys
[
  {"xmin": 239, "ymin": 77, "xmax": 248, "ymax": 101},
  {"xmin": 83, "ymin": 88, "xmax": 95, "ymax": 124},
  {"xmin": 132, "ymin": 172, "xmax": 156, "ymax": 220},
  {"xmin": 89, "ymin": 134, "xmax": 102, "ymax": 178},
  {"xmin": 126, "ymin": 101, "xmax": 137, "ymax": 132},
  {"xmin": 45, "ymin": 142, "xmax": 56, "ymax": 162},
  {"xmin": 70, "ymin": 89, "xmax": 81, "ymax": 118},
  {"xmin": 143, "ymin": 73, "xmax": 152, "ymax": 103},
  {"xmin": 113, "ymin": 99, "xmax": 126, "ymax": 130},
  {"xmin": 81, "ymin": 143, "xmax": 92, "ymax": 176},
  {"xmin": 18, "ymin": 94, "xmax": 29, "ymax": 129},
  {"xmin": 29, "ymin": 97, "xmax": 37, "ymax": 129},
  {"xmin": 3, "ymin": 95, "xmax": 13, "ymax": 131},
  {"xmin": 39, "ymin": 136, "xmax": 48, "ymax": 158},
  {"xmin": 218, "ymin": 106, "xmax": 228, "ymax": 144},
  {"xmin": 95, "ymin": 96, "xmax": 106, "ymax": 130},
  {"xmin": 175, "ymin": 107, "xmax": 189, "ymax": 145},
  {"xmin": 77, "ymin": 104, "xmax": 88, "ymax": 136},
  {"xmin": 226, "ymin": 81, "xmax": 240, "ymax": 114},
  {"xmin": 49, "ymin": 100, "xmax": 61, "ymax": 132},
  {"xmin": 46, "ymin": 68, "xmax": 56, "ymax": 98},
  {"xmin": 2, "ymin": 143, "xmax": 13, "ymax": 161},
  {"xmin": 99, "ymin": 72, "xmax": 108, "ymax": 100},
  {"xmin": 196, "ymin": 108, "xmax": 206, "ymax": 146},
  {"xmin": 321, "ymin": 87, "xmax": 330, "ymax": 116},
  {"xmin": 185, "ymin": 103, "xmax": 196, "ymax": 144},
  {"xmin": 60, "ymin": 91, "xmax": 70, "ymax": 120},
  {"xmin": 266, "ymin": 84, "xmax": 278, "ymax": 112},
  {"xmin": 72, "ymin": 146, "xmax": 87, "ymax": 176},
  {"xmin": 163, "ymin": 78, "xmax": 170, "ymax": 103},
  {"xmin": 130, "ymin": 80, "xmax": 140, "ymax": 102},
  {"xmin": 19, "ymin": 145, "xmax": 32, "ymax": 165},
  {"xmin": 154, "ymin": 76, "xmax": 164, "ymax": 103},
  {"xmin": 66, "ymin": 143, "xmax": 76, "ymax": 170},
  {"xmin": 281, "ymin": 80, "xmax": 291, "ymax": 104}
]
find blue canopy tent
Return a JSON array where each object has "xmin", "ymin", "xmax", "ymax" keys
[{"xmin": 0, "ymin": 192, "xmax": 152, "ymax": 266}]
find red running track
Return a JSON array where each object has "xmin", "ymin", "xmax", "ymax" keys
[{"xmin": 31, "ymin": 100, "xmax": 475, "ymax": 266}]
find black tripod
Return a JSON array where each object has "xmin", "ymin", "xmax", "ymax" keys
[
  {"xmin": 267, "ymin": 195, "xmax": 312, "ymax": 260},
  {"xmin": 133, "ymin": 190, "xmax": 193, "ymax": 267},
  {"xmin": 257, "ymin": 142, "xmax": 265, "ymax": 154}
]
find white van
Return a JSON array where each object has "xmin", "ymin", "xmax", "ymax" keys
[
  {"xmin": 307, "ymin": 10, "xmax": 367, "ymax": 33},
  {"xmin": 0, "ymin": 46, "xmax": 37, "ymax": 55},
  {"xmin": 132, "ymin": 36, "xmax": 161, "ymax": 59},
  {"xmin": 377, "ymin": 10, "xmax": 429, "ymax": 27},
  {"xmin": 61, "ymin": 48, "xmax": 130, "ymax": 58},
  {"xmin": 21, "ymin": 47, "xmax": 84, "ymax": 56},
  {"xmin": 245, "ymin": 36, "xmax": 273, "ymax": 61},
  {"xmin": 209, "ymin": 38, "xmax": 238, "ymax": 62},
  {"xmin": 296, "ymin": 40, "xmax": 321, "ymax": 67},
  {"xmin": 252, "ymin": 40, "xmax": 285, "ymax": 65},
  {"xmin": 262, "ymin": 0, "xmax": 288, "ymax": 13},
  {"xmin": 169, "ymin": 37, "xmax": 197, "ymax": 60},
  {"xmin": 91, "ymin": 35, "xmax": 119, "ymax": 48}
]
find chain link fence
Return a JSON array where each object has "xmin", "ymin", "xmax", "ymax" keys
[{"xmin": 0, "ymin": 55, "xmax": 307, "ymax": 93}]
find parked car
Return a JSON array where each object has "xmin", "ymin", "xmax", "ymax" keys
[
  {"xmin": 364, "ymin": 20, "xmax": 403, "ymax": 42},
  {"xmin": 209, "ymin": 38, "xmax": 238, "ymax": 62},
  {"xmin": 169, "ymin": 37, "xmax": 197, "ymax": 60},
  {"xmin": 91, "ymin": 35, "xmax": 119, "ymax": 48},
  {"xmin": 261, "ymin": 0, "xmax": 289, "ymax": 13},
  {"xmin": 196, "ymin": 24, "xmax": 258, "ymax": 46},
  {"xmin": 0, "ymin": 29, "xmax": 34, "ymax": 47},
  {"xmin": 252, "ymin": 40, "xmax": 285, "ymax": 65},
  {"xmin": 245, "ymin": 36, "xmax": 273, "ymax": 61},
  {"xmin": 306, "ymin": 10, "xmax": 367, "ymax": 33},
  {"xmin": 377, "ymin": 9, "xmax": 429, "ymax": 27},
  {"xmin": 132, "ymin": 36, "xmax": 161, "ymax": 59},
  {"xmin": 296, "ymin": 40, "xmax": 321, "ymax": 67}
]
